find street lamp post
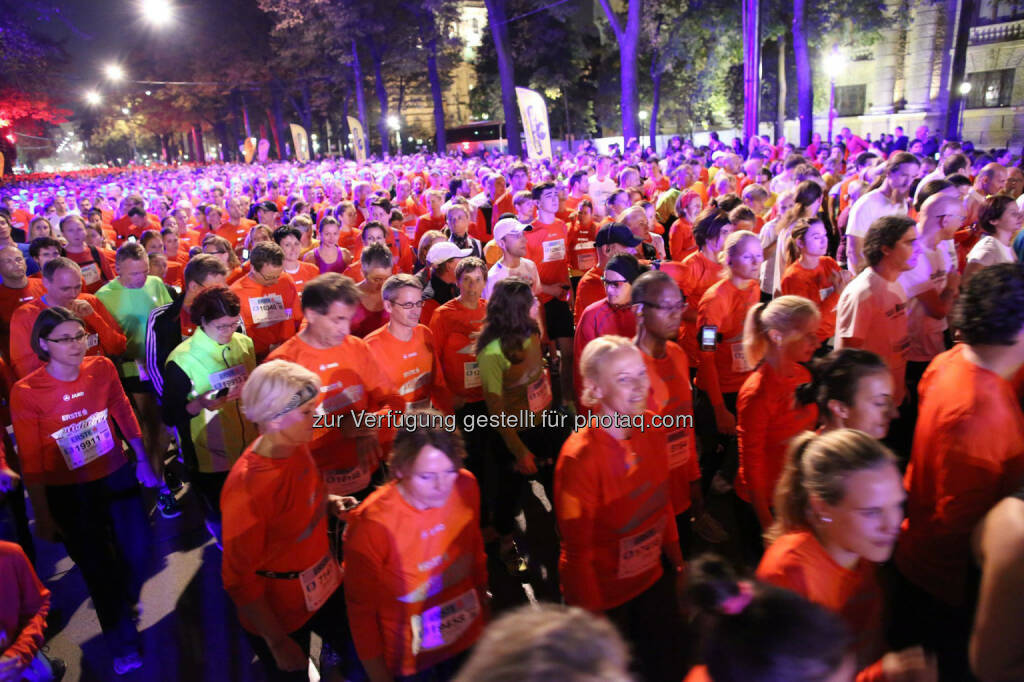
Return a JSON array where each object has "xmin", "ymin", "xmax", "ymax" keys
[
  {"xmin": 958, "ymin": 81, "xmax": 972, "ymax": 141},
  {"xmin": 823, "ymin": 46, "xmax": 846, "ymax": 145},
  {"xmin": 639, "ymin": 109, "xmax": 648, "ymax": 144}
]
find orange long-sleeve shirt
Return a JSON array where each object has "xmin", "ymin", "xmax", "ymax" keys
[
  {"xmin": 343, "ymin": 471, "xmax": 488, "ymax": 676},
  {"xmin": 555, "ymin": 418, "xmax": 678, "ymax": 612},
  {"xmin": 0, "ymin": 541, "xmax": 51, "ymax": 667},
  {"xmin": 573, "ymin": 266, "xmax": 604, "ymax": 327},
  {"xmin": 675, "ymin": 251, "xmax": 725, "ymax": 366},
  {"xmin": 758, "ymin": 530, "xmax": 886, "ymax": 682},
  {"xmin": 526, "ymin": 218, "xmax": 570, "ymax": 303},
  {"xmin": 365, "ymin": 325, "xmax": 449, "ymax": 413},
  {"xmin": 429, "ymin": 298, "xmax": 486, "ymax": 404},
  {"xmin": 221, "ymin": 444, "xmax": 336, "ymax": 635},
  {"xmin": 266, "ymin": 334, "xmax": 403, "ymax": 486},
  {"xmin": 697, "ymin": 278, "xmax": 760, "ymax": 399},
  {"xmin": 642, "ymin": 341, "xmax": 700, "ymax": 514},
  {"xmin": 737, "ymin": 361, "xmax": 818, "ymax": 525},
  {"xmin": 895, "ymin": 344, "xmax": 1024, "ymax": 607},
  {"xmin": 9, "ymin": 294, "xmax": 127, "ymax": 379},
  {"xmin": 10, "ymin": 356, "xmax": 141, "ymax": 486},
  {"xmin": 668, "ymin": 218, "xmax": 697, "ymax": 262},
  {"xmin": 566, "ymin": 219, "xmax": 598, "ymax": 275},
  {"xmin": 0, "ymin": 280, "xmax": 46, "ymax": 329},
  {"xmin": 231, "ymin": 273, "xmax": 301, "ymax": 358},
  {"xmin": 780, "ymin": 257, "xmax": 842, "ymax": 342}
]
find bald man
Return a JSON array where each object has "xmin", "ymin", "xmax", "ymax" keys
[
  {"xmin": 966, "ymin": 163, "xmax": 1009, "ymax": 224},
  {"xmin": 899, "ymin": 192, "xmax": 964, "ymax": 405}
]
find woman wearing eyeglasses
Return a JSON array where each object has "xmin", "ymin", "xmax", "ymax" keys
[
  {"xmin": 221, "ymin": 359, "xmax": 365, "ymax": 681},
  {"xmin": 10, "ymin": 307, "xmax": 159, "ymax": 675},
  {"xmin": 202, "ymin": 234, "xmax": 245, "ymax": 284},
  {"xmin": 162, "ymin": 285, "xmax": 257, "ymax": 540},
  {"xmin": 344, "ymin": 420, "xmax": 488, "ymax": 682}
]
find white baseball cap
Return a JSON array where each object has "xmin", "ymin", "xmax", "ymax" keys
[
  {"xmin": 426, "ymin": 241, "xmax": 473, "ymax": 266},
  {"xmin": 493, "ymin": 217, "xmax": 532, "ymax": 245}
]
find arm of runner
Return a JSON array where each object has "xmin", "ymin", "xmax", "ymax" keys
[
  {"xmin": 86, "ymin": 300, "xmax": 128, "ymax": 358},
  {"xmin": 343, "ymin": 516, "xmax": 393, "ymax": 675},
  {"xmin": 737, "ymin": 387, "xmax": 774, "ymax": 529},
  {"xmin": 554, "ymin": 451, "xmax": 604, "ymax": 611},
  {"xmin": 0, "ymin": 543, "xmax": 51, "ymax": 672}
]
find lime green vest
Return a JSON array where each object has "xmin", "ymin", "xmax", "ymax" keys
[{"xmin": 166, "ymin": 328, "xmax": 257, "ymax": 473}]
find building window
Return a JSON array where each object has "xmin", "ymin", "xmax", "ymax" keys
[
  {"xmin": 974, "ymin": 0, "xmax": 1024, "ymax": 25},
  {"xmin": 965, "ymin": 69, "xmax": 1015, "ymax": 108},
  {"xmin": 835, "ymin": 84, "xmax": 866, "ymax": 117}
]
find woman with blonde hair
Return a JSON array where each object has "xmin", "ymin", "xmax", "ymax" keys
[
  {"xmin": 757, "ymin": 429, "xmax": 935, "ymax": 682},
  {"xmin": 694, "ymin": 230, "xmax": 762, "ymax": 496},
  {"xmin": 445, "ymin": 201, "xmax": 483, "ymax": 259},
  {"xmin": 617, "ymin": 204, "xmax": 665, "ymax": 260},
  {"xmin": 220, "ymin": 360, "xmax": 364, "ymax": 681},
  {"xmin": 556, "ymin": 335, "xmax": 685, "ymax": 682},
  {"xmin": 736, "ymin": 295, "xmax": 821, "ymax": 533}
]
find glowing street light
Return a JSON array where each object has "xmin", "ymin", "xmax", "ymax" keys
[
  {"xmin": 85, "ymin": 91, "xmax": 103, "ymax": 106},
  {"xmin": 387, "ymin": 115, "xmax": 400, "ymax": 130},
  {"xmin": 140, "ymin": 0, "xmax": 173, "ymax": 26},
  {"xmin": 104, "ymin": 63, "xmax": 125, "ymax": 82},
  {"xmin": 959, "ymin": 81, "xmax": 972, "ymax": 95},
  {"xmin": 957, "ymin": 81, "xmax": 973, "ymax": 140},
  {"xmin": 387, "ymin": 115, "xmax": 400, "ymax": 154}
]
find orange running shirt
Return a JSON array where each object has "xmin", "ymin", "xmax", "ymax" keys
[
  {"xmin": 555, "ymin": 417, "xmax": 678, "ymax": 612},
  {"xmin": 10, "ymin": 356, "xmax": 142, "ymax": 487},
  {"xmin": 231, "ymin": 273, "xmax": 301, "ymax": 358},
  {"xmin": 221, "ymin": 443, "xmax": 336, "ymax": 635},
  {"xmin": 343, "ymin": 471, "xmax": 488, "ymax": 675},
  {"xmin": 781, "ymin": 257, "xmax": 842, "ymax": 342},
  {"xmin": 429, "ymin": 299, "xmax": 486, "ymax": 404},
  {"xmin": 526, "ymin": 218, "xmax": 570, "ymax": 303},
  {"xmin": 697, "ymin": 278, "xmax": 760, "ymax": 397},
  {"xmin": 895, "ymin": 344, "xmax": 1024, "ymax": 607}
]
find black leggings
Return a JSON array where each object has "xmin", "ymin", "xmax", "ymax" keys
[{"xmin": 489, "ymin": 417, "xmax": 568, "ymax": 537}]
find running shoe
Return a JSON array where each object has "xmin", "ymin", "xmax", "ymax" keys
[
  {"xmin": 113, "ymin": 651, "xmax": 143, "ymax": 675},
  {"xmin": 156, "ymin": 490, "xmax": 182, "ymax": 519},
  {"xmin": 499, "ymin": 538, "xmax": 529, "ymax": 577}
]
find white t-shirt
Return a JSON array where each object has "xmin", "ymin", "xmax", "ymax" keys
[
  {"xmin": 898, "ymin": 246, "xmax": 954, "ymax": 363},
  {"xmin": 966, "ymin": 235, "xmax": 1015, "ymax": 267},
  {"xmin": 846, "ymin": 188, "xmax": 910, "ymax": 241},
  {"xmin": 589, "ymin": 176, "xmax": 617, "ymax": 218},
  {"xmin": 759, "ymin": 218, "xmax": 780, "ymax": 295},
  {"xmin": 836, "ymin": 268, "xmax": 910, "ymax": 405},
  {"xmin": 483, "ymin": 257, "xmax": 542, "ymax": 300}
]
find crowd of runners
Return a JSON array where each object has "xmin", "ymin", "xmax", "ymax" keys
[{"xmin": 1, "ymin": 126, "xmax": 1024, "ymax": 681}]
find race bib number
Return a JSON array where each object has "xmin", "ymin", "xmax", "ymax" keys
[
  {"xmin": 618, "ymin": 517, "xmax": 666, "ymax": 579},
  {"xmin": 249, "ymin": 294, "xmax": 288, "ymax": 326},
  {"xmin": 209, "ymin": 364, "xmax": 248, "ymax": 399},
  {"xmin": 542, "ymin": 238, "xmax": 566, "ymax": 263},
  {"xmin": 80, "ymin": 263, "xmax": 101, "ymax": 285},
  {"xmin": 819, "ymin": 286, "xmax": 834, "ymax": 302},
  {"xmin": 667, "ymin": 428, "xmax": 691, "ymax": 469},
  {"xmin": 527, "ymin": 370, "xmax": 552, "ymax": 412},
  {"xmin": 50, "ymin": 410, "xmax": 116, "ymax": 471},
  {"xmin": 299, "ymin": 552, "xmax": 342, "ymax": 612},
  {"xmin": 730, "ymin": 343, "xmax": 753, "ymax": 373},
  {"xmin": 405, "ymin": 222, "xmax": 418, "ymax": 241},
  {"xmin": 87, "ymin": 333, "xmax": 99, "ymax": 350},
  {"xmin": 406, "ymin": 398, "xmax": 431, "ymax": 411},
  {"xmin": 321, "ymin": 384, "xmax": 365, "ymax": 414},
  {"xmin": 325, "ymin": 464, "xmax": 371, "ymax": 496},
  {"xmin": 410, "ymin": 589, "xmax": 481, "ymax": 655},
  {"xmin": 576, "ymin": 251, "xmax": 596, "ymax": 270},
  {"xmin": 463, "ymin": 361, "xmax": 481, "ymax": 389}
]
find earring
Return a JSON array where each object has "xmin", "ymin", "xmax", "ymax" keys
[{"xmin": 820, "ymin": 515, "xmax": 832, "ymax": 524}]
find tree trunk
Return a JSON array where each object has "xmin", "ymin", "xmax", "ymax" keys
[
  {"xmin": 351, "ymin": 40, "xmax": 369, "ymax": 139},
  {"xmin": 298, "ymin": 82, "xmax": 315, "ymax": 160},
  {"xmin": 367, "ymin": 37, "xmax": 390, "ymax": 156},
  {"xmin": 215, "ymin": 120, "xmax": 231, "ymax": 161},
  {"xmin": 792, "ymin": 0, "xmax": 812, "ymax": 147},
  {"xmin": 192, "ymin": 124, "xmax": 206, "ymax": 163},
  {"xmin": 426, "ymin": 35, "xmax": 447, "ymax": 153},
  {"xmin": 944, "ymin": 0, "xmax": 975, "ymax": 139},
  {"xmin": 483, "ymin": 0, "xmax": 523, "ymax": 157},
  {"xmin": 742, "ymin": 0, "xmax": 761, "ymax": 143},
  {"xmin": 776, "ymin": 34, "xmax": 787, "ymax": 141},
  {"xmin": 597, "ymin": 0, "xmax": 640, "ymax": 142},
  {"xmin": 650, "ymin": 63, "xmax": 662, "ymax": 152}
]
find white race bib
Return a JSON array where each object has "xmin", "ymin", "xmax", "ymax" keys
[
  {"xmin": 299, "ymin": 552, "xmax": 342, "ymax": 612},
  {"xmin": 576, "ymin": 251, "xmax": 596, "ymax": 270},
  {"xmin": 249, "ymin": 294, "xmax": 288, "ymax": 326},
  {"xmin": 50, "ymin": 409, "xmax": 116, "ymax": 470},
  {"xmin": 730, "ymin": 343, "xmax": 753, "ymax": 373},
  {"xmin": 542, "ymin": 238, "xmax": 566, "ymax": 263},
  {"xmin": 667, "ymin": 428, "xmax": 692, "ymax": 469},
  {"xmin": 410, "ymin": 588, "xmax": 481, "ymax": 655},
  {"xmin": 526, "ymin": 370, "xmax": 552, "ymax": 413},
  {"xmin": 209, "ymin": 364, "xmax": 248, "ymax": 399},
  {"xmin": 618, "ymin": 517, "xmax": 666, "ymax": 579},
  {"xmin": 463, "ymin": 361, "xmax": 481, "ymax": 389},
  {"xmin": 87, "ymin": 333, "xmax": 99, "ymax": 350},
  {"xmin": 80, "ymin": 263, "xmax": 101, "ymax": 285},
  {"xmin": 324, "ymin": 464, "xmax": 371, "ymax": 496}
]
